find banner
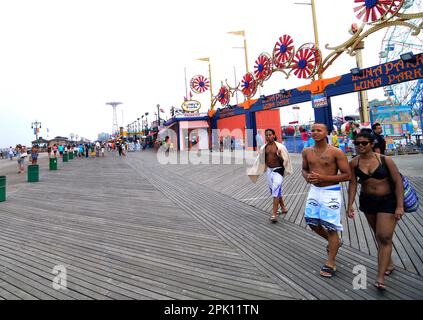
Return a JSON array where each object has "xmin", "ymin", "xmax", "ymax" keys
[{"xmin": 370, "ymin": 105, "xmax": 414, "ymax": 136}]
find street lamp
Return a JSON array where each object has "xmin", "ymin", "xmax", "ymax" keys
[{"xmin": 31, "ymin": 121, "xmax": 42, "ymax": 140}]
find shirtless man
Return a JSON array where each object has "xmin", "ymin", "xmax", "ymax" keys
[
  {"xmin": 302, "ymin": 123, "xmax": 351, "ymax": 278},
  {"xmin": 264, "ymin": 129, "xmax": 291, "ymax": 222}
]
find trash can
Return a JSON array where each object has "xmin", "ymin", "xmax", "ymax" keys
[
  {"xmin": 28, "ymin": 165, "xmax": 39, "ymax": 183},
  {"xmin": 0, "ymin": 176, "xmax": 6, "ymax": 202},
  {"xmin": 49, "ymin": 157, "xmax": 58, "ymax": 170},
  {"xmin": 74, "ymin": 150, "xmax": 78, "ymax": 157},
  {"xmin": 69, "ymin": 151, "xmax": 74, "ymax": 160},
  {"xmin": 63, "ymin": 152, "xmax": 68, "ymax": 162}
]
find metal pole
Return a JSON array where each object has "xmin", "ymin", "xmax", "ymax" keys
[
  {"xmin": 295, "ymin": 1, "xmax": 321, "ymax": 78},
  {"xmin": 184, "ymin": 67, "xmax": 188, "ymax": 100},
  {"xmin": 234, "ymin": 66, "xmax": 239, "ymax": 105},
  {"xmin": 208, "ymin": 63, "xmax": 213, "ymax": 108},
  {"xmin": 310, "ymin": 0, "xmax": 320, "ymax": 49},
  {"xmin": 355, "ymin": 44, "xmax": 370, "ymax": 123},
  {"xmin": 243, "ymin": 34, "xmax": 249, "ymax": 74},
  {"xmin": 157, "ymin": 104, "xmax": 160, "ymax": 127},
  {"xmin": 420, "ymin": 105, "xmax": 423, "ymax": 152}
]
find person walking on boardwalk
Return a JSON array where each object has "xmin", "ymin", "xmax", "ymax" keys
[
  {"xmin": 8, "ymin": 146, "xmax": 14, "ymax": 160},
  {"xmin": 248, "ymin": 128, "xmax": 293, "ymax": 222},
  {"xmin": 30, "ymin": 144, "xmax": 39, "ymax": 164},
  {"xmin": 331, "ymin": 130, "xmax": 339, "ymax": 148},
  {"xmin": 347, "ymin": 130, "xmax": 404, "ymax": 291},
  {"xmin": 16, "ymin": 144, "xmax": 26, "ymax": 173},
  {"xmin": 101, "ymin": 142, "xmax": 105, "ymax": 157},
  {"xmin": 371, "ymin": 122, "xmax": 386, "ymax": 155},
  {"xmin": 58, "ymin": 144, "xmax": 64, "ymax": 158},
  {"xmin": 84, "ymin": 143, "xmax": 89, "ymax": 158},
  {"xmin": 53, "ymin": 144, "xmax": 58, "ymax": 158},
  {"xmin": 117, "ymin": 142, "xmax": 123, "ymax": 157},
  {"xmin": 302, "ymin": 123, "xmax": 351, "ymax": 278}
]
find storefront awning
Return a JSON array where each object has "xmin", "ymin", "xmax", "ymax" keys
[{"xmin": 180, "ymin": 120, "xmax": 209, "ymax": 129}]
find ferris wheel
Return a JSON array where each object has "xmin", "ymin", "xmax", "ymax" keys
[{"xmin": 379, "ymin": 0, "xmax": 423, "ymax": 114}]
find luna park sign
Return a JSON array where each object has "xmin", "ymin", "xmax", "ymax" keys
[{"xmin": 181, "ymin": 100, "xmax": 201, "ymax": 112}]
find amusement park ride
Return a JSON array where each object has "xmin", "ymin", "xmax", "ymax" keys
[{"xmin": 188, "ymin": 0, "xmax": 423, "ymax": 132}]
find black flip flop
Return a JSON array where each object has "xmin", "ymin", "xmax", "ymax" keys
[{"xmin": 320, "ymin": 265, "xmax": 336, "ymax": 278}]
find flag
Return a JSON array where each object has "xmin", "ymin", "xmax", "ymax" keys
[
  {"xmin": 197, "ymin": 57, "xmax": 210, "ymax": 62},
  {"xmin": 160, "ymin": 108, "xmax": 165, "ymax": 113},
  {"xmin": 227, "ymin": 30, "xmax": 245, "ymax": 37}
]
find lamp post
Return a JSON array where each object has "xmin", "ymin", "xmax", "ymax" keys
[
  {"xmin": 31, "ymin": 121, "xmax": 42, "ymax": 140},
  {"xmin": 145, "ymin": 112, "xmax": 149, "ymax": 134},
  {"xmin": 156, "ymin": 104, "xmax": 160, "ymax": 127},
  {"xmin": 137, "ymin": 118, "xmax": 140, "ymax": 134}
]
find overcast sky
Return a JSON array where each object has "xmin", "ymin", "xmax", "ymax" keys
[{"xmin": 0, "ymin": 0, "xmax": 399, "ymax": 147}]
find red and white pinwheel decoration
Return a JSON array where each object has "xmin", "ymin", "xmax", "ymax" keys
[
  {"xmin": 291, "ymin": 45, "xmax": 320, "ymax": 79},
  {"xmin": 241, "ymin": 72, "xmax": 257, "ymax": 98},
  {"xmin": 217, "ymin": 86, "xmax": 231, "ymax": 107},
  {"xmin": 353, "ymin": 0, "xmax": 404, "ymax": 24},
  {"xmin": 254, "ymin": 53, "xmax": 273, "ymax": 81},
  {"xmin": 190, "ymin": 75, "xmax": 210, "ymax": 94},
  {"xmin": 273, "ymin": 34, "xmax": 295, "ymax": 69}
]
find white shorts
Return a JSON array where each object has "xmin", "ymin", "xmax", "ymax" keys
[
  {"xmin": 267, "ymin": 167, "xmax": 284, "ymax": 198},
  {"xmin": 305, "ymin": 184, "xmax": 343, "ymax": 232}
]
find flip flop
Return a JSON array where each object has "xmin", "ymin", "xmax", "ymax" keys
[
  {"xmin": 374, "ymin": 281, "xmax": 386, "ymax": 291},
  {"xmin": 385, "ymin": 267, "xmax": 394, "ymax": 276},
  {"xmin": 320, "ymin": 265, "xmax": 336, "ymax": 278},
  {"xmin": 277, "ymin": 208, "xmax": 288, "ymax": 216}
]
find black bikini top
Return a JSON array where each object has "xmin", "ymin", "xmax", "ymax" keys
[{"xmin": 354, "ymin": 154, "xmax": 390, "ymax": 182}]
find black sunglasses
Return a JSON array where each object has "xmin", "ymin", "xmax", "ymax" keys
[{"xmin": 354, "ymin": 141, "xmax": 370, "ymax": 146}]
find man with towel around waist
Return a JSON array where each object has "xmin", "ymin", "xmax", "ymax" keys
[{"xmin": 302, "ymin": 123, "xmax": 351, "ymax": 278}]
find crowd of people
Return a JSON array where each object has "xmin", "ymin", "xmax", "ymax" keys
[
  {"xmin": 299, "ymin": 122, "xmax": 387, "ymax": 158},
  {"xmin": 249, "ymin": 121, "xmax": 400, "ymax": 291}
]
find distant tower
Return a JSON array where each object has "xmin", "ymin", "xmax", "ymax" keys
[{"xmin": 106, "ymin": 102, "xmax": 122, "ymax": 136}]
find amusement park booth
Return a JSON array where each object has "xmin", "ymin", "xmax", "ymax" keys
[
  {"xmin": 255, "ymin": 109, "xmax": 282, "ymax": 147},
  {"xmin": 160, "ymin": 113, "xmax": 210, "ymax": 151}
]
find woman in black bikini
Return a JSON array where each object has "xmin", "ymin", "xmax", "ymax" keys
[{"xmin": 347, "ymin": 131, "xmax": 404, "ymax": 291}]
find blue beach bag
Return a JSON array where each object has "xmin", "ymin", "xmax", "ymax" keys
[
  {"xmin": 402, "ymin": 174, "xmax": 419, "ymax": 213},
  {"xmin": 381, "ymin": 156, "xmax": 419, "ymax": 213}
]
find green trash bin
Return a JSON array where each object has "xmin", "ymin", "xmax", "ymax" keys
[
  {"xmin": 0, "ymin": 176, "xmax": 6, "ymax": 202},
  {"xmin": 63, "ymin": 152, "xmax": 68, "ymax": 162},
  {"xmin": 49, "ymin": 157, "xmax": 58, "ymax": 170},
  {"xmin": 74, "ymin": 150, "xmax": 78, "ymax": 157},
  {"xmin": 28, "ymin": 165, "xmax": 39, "ymax": 183},
  {"xmin": 69, "ymin": 151, "xmax": 74, "ymax": 160}
]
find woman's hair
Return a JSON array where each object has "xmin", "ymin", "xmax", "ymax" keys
[{"xmin": 355, "ymin": 130, "xmax": 375, "ymax": 143}]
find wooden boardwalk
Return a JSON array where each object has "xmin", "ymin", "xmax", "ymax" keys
[
  {"xmin": 170, "ymin": 152, "xmax": 423, "ymax": 276},
  {"xmin": 0, "ymin": 151, "xmax": 422, "ymax": 300}
]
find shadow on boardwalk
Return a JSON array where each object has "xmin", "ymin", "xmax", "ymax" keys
[{"xmin": 0, "ymin": 151, "xmax": 422, "ymax": 300}]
